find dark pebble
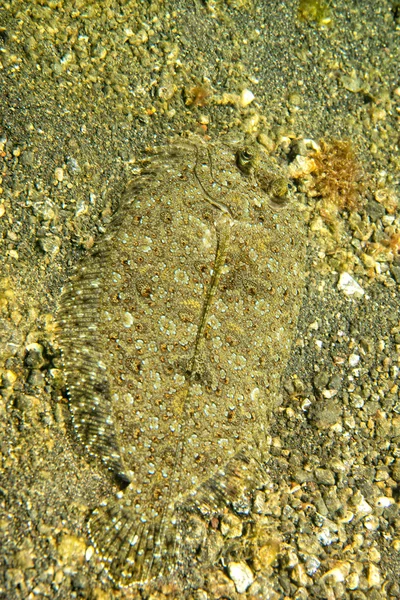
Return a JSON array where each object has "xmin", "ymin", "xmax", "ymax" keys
[{"xmin": 366, "ymin": 199, "xmax": 385, "ymax": 221}]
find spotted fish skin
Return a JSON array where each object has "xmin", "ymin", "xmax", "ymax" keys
[{"xmin": 57, "ymin": 135, "xmax": 307, "ymax": 585}]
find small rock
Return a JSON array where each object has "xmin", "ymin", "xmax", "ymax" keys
[
  {"xmin": 292, "ymin": 468, "xmax": 314, "ymax": 484},
  {"xmin": 57, "ymin": 534, "xmax": 86, "ymax": 563},
  {"xmin": 158, "ymin": 75, "xmax": 176, "ymax": 101},
  {"xmin": 341, "ymin": 73, "xmax": 363, "ymax": 93},
  {"xmin": 292, "ymin": 588, "xmax": 308, "ymax": 600},
  {"xmin": 367, "ymin": 564, "xmax": 381, "ymax": 588},
  {"xmin": 282, "ymin": 550, "xmax": 299, "ymax": 569},
  {"xmin": 364, "ymin": 515, "xmax": 379, "ymax": 531},
  {"xmin": 54, "ymin": 167, "xmax": 64, "ymax": 182},
  {"xmin": 346, "ymin": 571, "xmax": 359, "ymax": 590},
  {"xmin": 305, "ymin": 555, "xmax": 321, "ymax": 576},
  {"xmin": 5, "ymin": 568, "xmax": 25, "ymax": 588},
  {"xmin": 91, "ymin": 588, "xmax": 113, "ymax": 600},
  {"xmin": 1, "ymin": 369, "xmax": 17, "ymax": 387},
  {"xmin": 253, "ymin": 490, "xmax": 267, "ymax": 514},
  {"xmin": 208, "ymin": 570, "xmax": 237, "ymax": 598},
  {"xmin": 351, "ymin": 492, "xmax": 372, "ymax": 518},
  {"xmin": 27, "ymin": 369, "xmax": 44, "ymax": 387},
  {"xmin": 329, "ymin": 458, "xmax": 346, "ymax": 473},
  {"xmin": 337, "ymin": 272, "xmax": 365, "ymax": 298},
  {"xmin": 85, "ymin": 545, "xmax": 94, "ymax": 561},
  {"xmin": 290, "ymin": 563, "xmax": 312, "ymax": 587},
  {"xmin": 258, "ymin": 539, "xmax": 280, "ymax": 568},
  {"xmin": 322, "ymin": 388, "xmax": 337, "ymax": 399},
  {"xmin": 322, "ymin": 561, "xmax": 351, "ymax": 583},
  {"xmin": 257, "ymin": 132, "xmax": 275, "ymax": 153},
  {"xmin": 25, "ymin": 342, "xmax": 45, "ymax": 369},
  {"xmin": 375, "ymin": 496, "xmax": 394, "ymax": 508},
  {"xmin": 39, "ymin": 235, "xmax": 61, "ymax": 256},
  {"xmin": 390, "ymin": 264, "xmax": 400, "ymax": 284},
  {"xmin": 32, "ymin": 583, "xmax": 52, "ymax": 596},
  {"xmin": 390, "ymin": 460, "xmax": 400, "ymax": 483},
  {"xmin": 314, "ymin": 468, "xmax": 335, "ymax": 485},
  {"xmin": 297, "ymin": 533, "xmax": 323, "ymax": 556},
  {"xmin": 228, "ymin": 561, "xmax": 254, "ymax": 594},
  {"xmin": 220, "ymin": 513, "xmax": 242, "ymax": 538},
  {"xmin": 66, "ymin": 156, "xmax": 80, "ymax": 174},
  {"xmin": 323, "ymin": 488, "xmax": 342, "ymax": 514},
  {"xmin": 21, "ymin": 150, "xmax": 34, "ymax": 166},
  {"xmin": 288, "ymin": 155, "xmax": 316, "ymax": 178},
  {"xmin": 240, "ymin": 89, "xmax": 255, "ymax": 107},
  {"xmin": 349, "ymin": 354, "xmax": 360, "ymax": 367},
  {"xmin": 311, "ymin": 398, "xmax": 341, "ymax": 429},
  {"xmin": 72, "ymin": 573, "xmax": 87, "ymax": 590},
  {"xmin": 366, "ymin": 199, "xmax": 386, "ymax": 222},
  {"xmin": 14, "ymin": 549, "xmax": 34, "ymax": 569},
  {"xmin": 392, "ymin": 539, "xmax": 400, "ymax": 551},
  {"xmin": 313, "ymin": 371, "xmax": 329, "ymax": 390}
]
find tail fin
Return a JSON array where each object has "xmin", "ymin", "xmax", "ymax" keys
[
  {"xmin": 88, "ymin": 490, "xmax": 179, "ymax": 586},
  {"xmin": 87, "ymin": 450, "xmax": 267, "ymax": 586}
]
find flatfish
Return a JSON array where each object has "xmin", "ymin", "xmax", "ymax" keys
[{"xmin": 57, "ymin": 134, "xmax": 307, "ymax": 585}]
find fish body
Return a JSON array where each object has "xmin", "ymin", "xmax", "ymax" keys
[{"xmin": 57, "ymin": 135, "xmax": 307, "ymax": 585}]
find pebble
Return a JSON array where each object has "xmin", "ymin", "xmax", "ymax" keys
[
  {"xmin": 390, "ymin": 460, "xmax": 400, "ymax": 483},
  {"xmin": 24, "ymin": 343, "xmax": 45, "ymax": 369},
  {"xmin": 375, "ymin": 496, "xmax": 394, "ymax": 508},
  {"xmin": 366, "ymin": 199, "xmax": 386, "ymax": 222},
  {"xmin": 364, "ymin": 515, "xmax": 379, "ymax": 531},
  {"xmin": 341, "ymin": 73, "xmax": 363, "ymax": 93},
  {"xmin": 54, "ymin": 167, "xmax": 64, "ymax": 182},
  {"xmin": 208, "ymin": 570, "xmax": 237, "ymax": 598},
  {"xmin": 322, "ymin": 561, "xmax": 350, "ymax": 584},
  {"xmin": 305, "ymin": 555, "xmax": 321, "ymax": 576},
  {"xmin": 14, "ymin": 549, "xmax": 34, "ymax": 569},
  {"xmin": 1, "ymin": 369, "xmax": 17, "ymax": 387},
  {"xmin": 290, "ymin": 563, "xmax": 312, "ymax": 587},
  {"xmin": 39, "ymin": 236, "xmax": 61, "ymax": 256},
  {"xmin": 346, "ymin": 571, "xmax": 360, "ymax": 590},
  {"xmin": 220, "ymin": 513, "xmax": 242, "ymax": 538},
  {"xmin": 85, "ymin": 546, "xmax": 94, "ymax": 561},
  {"xmin": 287, "ymin": 154, "xmax": 316, "ymax": 178},
  {"xmin": 20, "ymin": 150, "xmax": 34, "ymax": 166},
  {"xmin": 390, "ymin": 264, "xmax": 400, "ymax": 284},
  {"xmin": 367, "ymin": 563, "xmax": 381, "ymax": 588},
  {"xmin": 348, "ymin": 353, "xmax": 360, "ymax": 367},
  {"xmin": 337, "ymin": 272, "xmax": 365, "ymax": 298},
  {"xmin": 258, "ymin": 539, "xmax": 280, "ymax": 568},
  {"xmin": 57, "ymin": 534, "xmax": 86, "ymax": 563},
  {"xmin": 227, "ymin": 561, "xmax": 254, "ymax": 593},
  {"xmin": 240, "ymin": 89, "xmax": 255, "ymax": 107},
  {"xmin": 314, "ymin": 468, "xmax": 335, "ymax": 485},
  {"xmin": 352, "ymin": 493, "xmax": 373, "ymax": 518}
]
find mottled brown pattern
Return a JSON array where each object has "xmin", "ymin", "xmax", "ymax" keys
[{"xmin": 57, "ymin": 135, "xmax": 307, "ymax": 585}]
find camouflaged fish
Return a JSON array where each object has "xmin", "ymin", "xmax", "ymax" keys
[{"xmin": 57, "ymin": 134, "xmax": 307, "ymax": 585}]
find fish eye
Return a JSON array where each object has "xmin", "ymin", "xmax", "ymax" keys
[
  {"xmin": 257, "ymin": 174, "xmax": 289, "ymax": 207},
  {"xmin": 236, "ymin": 148, "xmax": 254, "ymax": 175}
]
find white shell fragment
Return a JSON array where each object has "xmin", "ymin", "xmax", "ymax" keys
[
  {"xmin": 240, "ymin": 89, "xmax": 255, "ymax": 107},
  {"xmin": 228, "ymin": 561, "xmax": 255, "ymax": 593},
  {"xmin": 337, "ymin": 272, "xmax": 365, "ymax": 298}
]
